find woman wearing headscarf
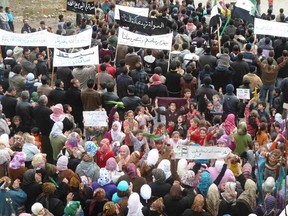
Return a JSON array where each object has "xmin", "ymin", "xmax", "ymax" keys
[
  {"xmin": 196, "ymin": 171, "xmax": 212, "ymax": 198},
  {"xmin": 0, "ymin": 176, "xmax": 27, "ymax": 216},
  {"xmin": 218, "ymin": 182, "xmax": 238, "ymax": 215},
  {"xmin": 86, "ymin": 188, "xmax": 108, "ymax": 216},
  {"xmin": 233, "ymin": 122, "xmax": 252, "ymax": 156},
  {"xmin": 92, "ymin": 168, "xmax": 117, "ymax": 200},
  {"xmin": 116, "ymin": 145, "xmax": 130, "ymax": 171},
  {"xmin": 21, "ymin": 169, "xmax": 43, "ymax": 213},
  {"xmin": 75, "ymin": 141, "xmax": 100, "ymax": 181},
  {"xmin": 181, "ymin": 170, "xmax": 196, "ymax": 193},
  {"xmin": 103, "ymin": 201, "xmax": 118, "ymax": 216},
  {"xmin": 105, "ymin": 157, "xmax": 124, "ymax": 184},
  {"xmin": 140, "ymin": 149, "xmax": 160, "ymax": 183},
  {"xmin": 117, "ymin": 163, "xmax": 147, "ymax": 194},
  {"xmin": 149, "ymin": 168, "xmax": 171, "ymax": 198},
  {"xmin": 220, "ymin": 113, "xmax": 237, "ymax": 135},
  {"xmin": 36, "ymin": 182, "xmax": 65, "ymax": 216},
  {"xmin": 127, "ymin": 192, "xmax": 144, "ymax": 216},
  {"xmin": 49, "ymin": 104, "xmax": 73, "ymax": 162},
  {"xmin": 163, "ymin": 183, "xmax": 195, "ymax": 216},
  {"xmin": 206, "ymin": 184, "xmax": 221, "ymax": 216},
  {"xmin": 96, "ymin": 138, "xmax": 115, "ymax": 168},
  {"xmin": 182, "ymin": 194, "xmax": 211, "ymax": 216},
  {"xmin": 8, "ymin": 151, "xmax": 27, "ymax": 182},
  {"xmin": 105, "ymin": 121, "xmax": 126, "ymax": 144},
  {"xmin": 255, "ymin": 194, "xmax": 281, "ymax": 216},
  {"xmin": 235, "ymin": 179, "xmax": 257, "ymax": 216}
]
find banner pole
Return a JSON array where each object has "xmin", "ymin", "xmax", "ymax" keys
[
  {"xmin": 217, "ymin": 24, "xmax": 221, "ymax": 53},
  {"xmin": 220, "ymin": 16, "xmax": 231, "ymax": 36},
  {"xmin": 47, "ymin": 47, "xmax": 51, "ymax": 70},
  {"xmin": 51, "ymin": 67, "xmax": 55, "ymax": 87}
]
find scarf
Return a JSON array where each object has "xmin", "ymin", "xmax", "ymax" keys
[
  {"xmin": 127, "ymin": 193, "xmax": 144, "ymax": 216},
  {"xmin": 237, "ymin": 179, "xmax": 257, "ymax": 211},
  {"xmin": 111, "ymin": 121, "xmax": 122, "ymax": 140},
  {"xmin": 222, "ymin": 114, "xmax": 236, "ymax": 135},
  {"xmin": 206, "ymin": 184, "xmax": 221, "ymax": 216}
]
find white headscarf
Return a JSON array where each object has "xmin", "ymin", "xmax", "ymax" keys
[
  {"xmin": 157, "ymin": 159, "xmax": 171, "ymax": 180},
  {"xmin": 275, "ymin": 113, "xmax": 284, "ymax": 125},
  {"xmin": 111, "ymin": 121, "xmax": 125, "ymax": 142},
  {"xmin": 147, "ymin": 149, "xmax": 159, "ymax": 167},
  {"xmin": 127, "ymin": 193, "xmax": 144, "ymax": 216},
  {"xmin": 177, "ymin": 158, "xmax": 188, "ymax": 179}
]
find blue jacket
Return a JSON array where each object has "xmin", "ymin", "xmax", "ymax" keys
[{"xmin": 0, "ymin": 188, "xmax": 27, "ymax": 215}]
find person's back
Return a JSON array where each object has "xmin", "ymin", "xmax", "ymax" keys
[
  {"xmin": 72, "ymin": 66, "xmax": 96, "ymax": 90},
  {"xmin": 122, "ymin": 85, "xmax": 140, "ymax": 112},
  {"xmin": 81, "ymin": 79, "xmax": 102, "ymax": 111},
  {"xmin": 223, "ymin": 84, "xmax": 239, "ymax": 120},
  {"xmin": 116, "ymin": 66, "xmax": 133, "ymax": 99},
  {"xmin": 166, "ymin": 62, "xmax": 182, "ymax": 97}
]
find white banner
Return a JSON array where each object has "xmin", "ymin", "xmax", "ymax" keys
[
  {"xmin": 46, "ymin": 28, "xmax": 92, "ymax": 48},
  {"xmin": 83, "ymin": 111, "xmax": 108, "ymax": 127},
  {"xmin": 118, "ymin": 27, "xmax": 173, "ymax": 50},
  {"xmin": 53, "ymin": 46, "xmax": 99, "ymax": 67},
  {"xmin": 115, "ymin": 5, "xmax": 149, "ymax": 20},
  {"xmin": 0, "ymin": 29, "xmax": 47, "ymax": 46},
  {"xmin": 174, "ymin": 145, "xmax": 231, "ymax": 160},
  {"xmin": 254, "ymin": 18, "xmax": 288, "ymax": 38},
  {"xmin": 236, "ymin": 88, "xmax": 250, "ymax": 100}
]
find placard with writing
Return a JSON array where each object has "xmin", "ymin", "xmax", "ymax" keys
[
  {"xmin": 83, "ymin": 111, "xmax": 108, "ymax": 127},
  {"xmin": 67, "ymin": 0, "xmax": 95, "ymax": 14}
]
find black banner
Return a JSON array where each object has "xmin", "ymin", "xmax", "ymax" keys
[
  {"xmin": 119, "ymin": 9, "xmax": 172, "ymax": 35},
  {"xmin": 67, "ymin": 0, "xmax": 95, "ymax": 15}
]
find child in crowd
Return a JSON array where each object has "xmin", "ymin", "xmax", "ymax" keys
[
  {"xmin": 257, "ymin": 101, "xmax": 270, "ymax": 123},
  {"xmin": 129, "ymin": 130, "xmax": 147, "ymax": 152},
  {"xmin": 174, "ymin": 115, "xmax": 187, "ymax": 138},
  {"xmin": 135, "ymin": 106, "xmax": 153, "ymax": 128},
  {"xmin": 123, "ymin": 110, "xmax": 139, "ymax": 151},
  {"xmin": 31, "ymin": 127, "xmax": 42, "ymax": 152},
  {"xmin": 256, "ymin": 122, "xmax": 270, "ymax": 146},
  {"xmin": 9, "ymin": 115, "xmax": 24, "ymax": 137},
  {"xmin": 22, "ymin": 133, "xmax": 40, "ymax": 167},
  {"xmin": 167, "ymin": 131, "xmax": 189, "ymax": 147},
  {"xmin": 212, "ymin": 88, "xmax": 223, "ymax": 113}
]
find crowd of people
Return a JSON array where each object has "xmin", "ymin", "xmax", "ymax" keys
[{"xmin": 0, "ymin": 0, "xmax": 288, "ymax": 215}]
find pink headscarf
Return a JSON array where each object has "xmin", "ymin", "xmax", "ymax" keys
[
  {"xmin": 100, "ymin": 138, "xmax": 111, "ymax": 155},
  {"xmin": 222, "ymin": 114, "xmax": 236, "ymax": 135}
]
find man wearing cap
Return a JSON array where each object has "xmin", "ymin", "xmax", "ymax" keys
[{"xmin": 3, "ymin": 49, "xmax": 16, "ymax": 73}]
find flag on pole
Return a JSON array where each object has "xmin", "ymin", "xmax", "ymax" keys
[
  {"xmin": 209, "ymin": 0, "xmax": 220, "ymax": 27},
  {"xmin": 232, "ymin": 0, "xmax": 257, "ymax": 23}
]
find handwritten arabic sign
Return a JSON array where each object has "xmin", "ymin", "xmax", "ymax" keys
[
  {"xmin": 254, "ymin": 18, "xmax": 288, "ymax": 38},
  {"xmin": 53, "ymin": 46, "xmax": 99, "ymax": 67},
  {"xmin": 67, "ymin": 0, "xmax": 95, "ymax": 14},
  {"xmin": 46, "ymin": 28, "xmax": 92, "ymax": 48},
  {"xmin": 115, "ymin": 5, "xmax": 149, "ymax": 20},
  {"xmin": 119, "ymin": 9, "xmax": 171, "ymax": 35},
  {"xmin": 0, "ymin": 29, "xmax": 47, "ymax": 46},
  {"xmin": 83, "ymin": 111, "xmax": 108, "ymax": 127},
  {"xmin": 174, "ymin": 145, "xmax": 231, "ymax": 160},
  {"xmin": 118, "ymin": 27, "xmax": 173, "ymax": 50},
  {"xmin": 236, "ymin": 88, "xmax": 250, "ymax": 100}
]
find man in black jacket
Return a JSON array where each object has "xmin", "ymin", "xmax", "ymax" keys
[
  {"xmin": 36, "ymin": 52, "xmax": 49, "ymax": 77},
  {"xmin": 48, "ymin": 79, "xmax": 66, "ymax": 106},
  {"xmin": 1, "ymin": 86, "xmax": 17, "ymax": 120}
]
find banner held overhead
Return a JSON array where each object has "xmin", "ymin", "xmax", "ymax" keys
[
  {"xmin": 114, "ymin": 5, "xmax": 149, "ymax": 20},
  {"xmin": 66, "ymin": 0, "xmax": 95, "ymax": 15}
]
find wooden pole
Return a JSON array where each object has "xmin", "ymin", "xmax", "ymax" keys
[
  {"xmin": 51, "ymin": 67, "xmax": 55, "ymax": 87},
  {"xmin": 46, "ymin": 47, "xmax": 51, "ymax": 70},
  {"xmin": 217, "ymin": 23, "xmax": 221, "ymax": 54}
]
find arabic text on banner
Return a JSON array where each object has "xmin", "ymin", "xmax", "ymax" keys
[
  {"xmin": 66, "ymin": 0, "xmax": 95, "ymax": 15},
  {"xmin": 117, "ymin": 27, "xmax": 173, "ymax": 50},
  {"xmin": 114, "ymin": 5, "xmax": 149, "ymax": 20},
  {"xmin": 236, "ymin": 88, "xmax": 250, "ymax": 100},
  {"xmin": 0, "ymin": 29, "xmax": 47, "ymax": 46},
  {"xmin": 119, "ymin": 9, "xmax": 171, "ymax": 35},
  {"xmin": 53, "ymin": 46, "xmax": 99, "ymax": 67},
  {"xmin": 83, "ymin": 111, "xmax": 108, "ymax": 127},
  {"xmin": 173, "ymin": 145, "xmax": 231, "ymax": 160},
  {"xmin": 46, "ymin": 28, "xmax": 92, "ymax": 48},
  {"xmin": 254, "ymin": 18, "xmax": 288, "ymax": 38}
]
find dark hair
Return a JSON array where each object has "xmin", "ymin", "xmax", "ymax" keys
[
  {"xmin": 127, "ymin": 85, "xmax": 135, "ymax": 94},
  {"xmin": 41, "ymin": 75, "xmax": 48, "ymax": 85},
  {"xmin": 87, "ymin": 79, "xmax": 95, "ymax": 88},
  {"xmin": 103, "ymin": 55, "xmax": 111, "ymax": 63},
  {"xmin": 170, "ymin": 185, "xmax": 182, "ymax": 200},
  {"xmin": 100, "ymin": 64, "xmax": 106, "ymax": 71},
  {"xmin": 55, "ymin": 79, "xmax": 62, "ymax": 88},
  {"xmin": 102, "ymin": 41, "xmax": 108, "ymax": 49},
  {"xmin": 12, "ymin": 64, "xmax": 22, "ymax": 74}
]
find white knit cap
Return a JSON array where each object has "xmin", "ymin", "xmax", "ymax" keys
[{"xmin": 31, "ymin": 202, "xmax": 44, "ymax": 215}]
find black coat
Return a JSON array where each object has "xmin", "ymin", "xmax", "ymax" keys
[
  {"xmin": 65, "ymin": 87, "xmax": 83, "ymax": 129},
  {"xmin": 102, "ymin": 91, "xmax": 119, "ymax": 114},
  {"xmin": 149, "ymin": 182, "xmax": 171, "ymax": 198},
  {"xmin": 36, "ymin": 60, "xmax": 49, "ymax": 77},
  {"xmin": 33, "ymin": 104, "xmax": 53, "ymax": 136},
  {"xmin": 48, "ymin": 88, "xmax": 66, "ymax": 106},
  {"xmin": 36, "ymin": 195, "xmax": 65, "ymax": 216},
  {"xmin": 195, "ymin": 85, "xmax": 218, "ymax": 113},
  {"xmin": 165, "ymin": 71, "xmax": 182, "ymax": 97},
  {"xmin": 231, "ymin": 60, "xmax": 250, "ymax": 88},
  {"xmin": 15, "ymin": 101, "xmax": 34, "ymax": 132},
  {"xmin": 116, "ymin": 73, "xmax": 134, "ymax": 99},
  {"xmin": 223, "ymin": 94, "xmax": 240, "ymax": 121},
  {"xmin": 1, "ymin": 94, "xmax": 17, "ymax": 119},
  {"xmin": 148, "ymin": 84, "xmax": 169, "ymax": 102},
  {"xmin": 56, "ymin": 67, "xmax": 74, "ymax": 90}
]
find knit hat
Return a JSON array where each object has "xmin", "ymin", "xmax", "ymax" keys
[
  {"xmin": 64, "ymin": 201, "xmax": 81, "ymax": 216},
  {"xmin": 112, "ymin": 192, "xmax": 122, "ymax": 203},
  {"xmin": 266, "ymin": 149, "xmax": 282, "ymax": 170},
  {"xmin": 152, "ymin": 168, "xmax": 166, "ymax": 184},
  {"xmin": 264, "ymin": 195, "xmax": 277, "ymax": 213},
  {"xmin": 140, "ymin": 184, "xmax": 152, "ymax": 202},
  {"xmin": 9, "ymin": 151, "xmax": 26, "ymax": 169},
  {"xmin": 262, "ymin": 177, "xmax": 275, "ymax": 194},
  {"xmin": 225, "ymin": 84, "xmax": 234, "ymax": 94},
  {"xmin": 117, "ymin": 180, "xmax": 129, "ymax": 192},
  {"xmin": 56, "ymin": 155, "xmax": 68, "ymax": 171},
  {"xmin": 66, "ymin": 137, "xmax": 78, "ymax": 148},
  {"xmin": 103, "ymin": 201, "xmax": 116, "ymax": 216},
  {"xmin": 32, "ymin": 153, "xmax": 45, "ymax": 168},
  {"xmin": 31, "ymin": 92, "xmax": 39, "ymax": 103},
  {"xmin": 98, "ymin": 168, "xmax": 111, "ymax": 186},
  {"xmin": 85, "ymin": 141, "xmax": 97, "ymax": 157},
  {"xmin": 26, "ymin": 73, "xmax": 35, "ymax": 81},
  {"xmin": 151, "ymin": 74, "xmax": 161, "ymax": 85},
  {"xmin": 50, "ymin": 104, "xmax": 66, "ymax": 122},
  {"xmin": 105, "ymin": 157, "xmax": 118, "ymax": 171},
  {"xmin": 198, "ymin": 171, "xmax": 212, "ymax": 197},
  {"xmin": 31, "ymin": 202, "xmax": 44, "ymax": 215},
  {"xmin": 181, "ymin": 170, "xmax": 195, "ymax": 187},
  {"xmin": 242, "ymin": 163, "xmax": 252, "ymax": 175},
  {"xmin": 6, "ymin": 49, "xmax": 13, "ymax": 57}
]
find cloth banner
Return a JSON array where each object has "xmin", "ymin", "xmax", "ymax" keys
[
  {"xmin": 254, "ymin": 18, "xmax": 288, "ymax": 38},
  {"xmin": 66, "ymin": 0, "xmax": 95, "ymax": 15},
  {"xmin": 117, "ymin": 27, "xmax": 173, "ymax": 50},
  {"xmin": 119, "ymin": 9, "xmax": 171, "ymax": 35},
  {"xmin": 83, "ymin": 111, "xmax": 108, "ymax": 127},
  {"xmin": 157, "ymin": 97, "xmax": 187, "ymax": 107},
  {"xmin": 46, "ymin": 28, "xmax": 92, "ymax": 48},
  {"xmin": 115, "ymin": 5, "xmax": 149, "ymax": 20},
  {"xmin": 0, "ymin": 29, "xmax": 47, "ymax": 46},
  {"xmin": 53, "ymin": 46, "xmax": 99, "ymax": 67},
  {"xmin": 174, "ymin": 145, "xmax": 231, "ymax": 160}
]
